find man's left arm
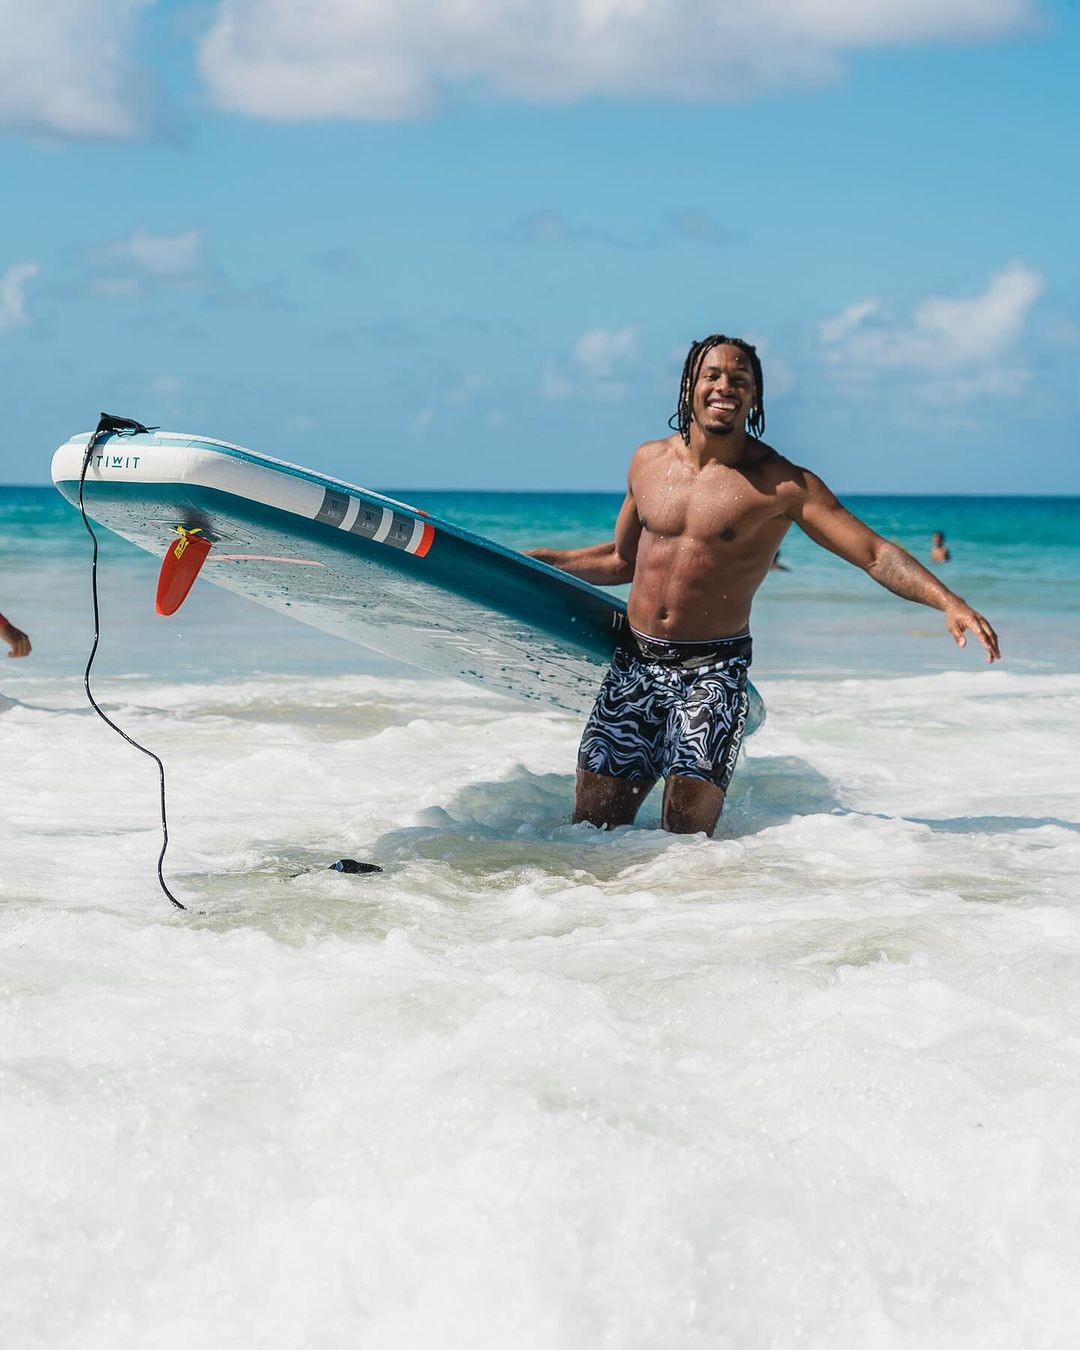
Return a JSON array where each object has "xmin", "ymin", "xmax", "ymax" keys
[{"xmin": 789, "ymin": 472, "xmax": 1001, "ymax": 662}]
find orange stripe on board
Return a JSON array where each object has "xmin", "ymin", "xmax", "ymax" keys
[{"xmin": 415, "ymin": 522, "xmax": 436, "ymax": 558}]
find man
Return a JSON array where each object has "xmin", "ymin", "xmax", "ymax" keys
[
  {"xmin": 529, "ymin": 334, "xmax": 999, "ymax": 837},
  {"xmin": 0, "ymin": 611, "xmax": 31, "ymax": 658},
  {"xmin": 930, "ymin": 531, "xmax": 952, "ymax": 564}
]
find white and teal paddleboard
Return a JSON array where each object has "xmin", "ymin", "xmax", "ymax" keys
[{"xmin": 51, "ymin": 425, "xmax": 765, "ymax": 731}]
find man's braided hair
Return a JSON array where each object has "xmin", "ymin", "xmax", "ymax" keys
[{"xmin": 669, "ymin": 334, "xmax": 765, "ymax": 445}]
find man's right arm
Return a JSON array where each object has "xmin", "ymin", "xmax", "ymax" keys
[{"xmin": 526, "ymin": 489, "xmax": 641, "ymax": 586}]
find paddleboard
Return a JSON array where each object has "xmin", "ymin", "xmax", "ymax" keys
[{"xmin": 51, "ymin": 425, "xmax": 765, "ymax": 732}]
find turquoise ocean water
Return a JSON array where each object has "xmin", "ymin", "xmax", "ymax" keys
[
  {"xmin": 2, "ymin": 482, "xmax": 1080, "ymax": 1348},
  {"xmin": 2, "ymin": 485, "xmax": 1078, "ymax": 679}
]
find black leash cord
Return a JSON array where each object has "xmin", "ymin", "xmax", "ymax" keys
[{"xmin": 78, "ymin": 419, "xmax": 186, "ymax": 912}]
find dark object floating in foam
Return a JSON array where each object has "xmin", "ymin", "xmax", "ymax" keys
[{"xmin": 329, "ymin": 858, "xmax": 383, "ymax": 874}]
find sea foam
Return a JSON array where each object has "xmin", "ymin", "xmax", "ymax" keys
[{"xmin": 2, "ymin": 664, "xmax": 1079, "ymax": 1348}]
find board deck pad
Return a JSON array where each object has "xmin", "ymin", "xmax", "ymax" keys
[{"xmin": 51, "ymin": 428, "xmax": 765, "ymax": 732}]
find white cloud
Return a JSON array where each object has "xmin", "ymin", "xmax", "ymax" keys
[
  {"xmin": 819, "ymin": 299, "xmax": 879, "ymax": 345},
  {"xmin": 820, "ymin": 263, "xmax": 1045, "ymax": 374},
  {"xmin": 540, "ymin": 365, "xmax": 575, "ymax": 401},
  {"xmin": 406, "ymin": 373, "xmax": 486, "ymax": 433},
  {"xmin": 88, "ymin": 228, "xmax": 287, "ymax": 309},
  {"xmin": 411, "ymin": 407, "xmax": 435, "ymax": 437},
  {"xmin": 0, "ymin": 0, "xmax": 1041, "ymax": 139},
  {"xmin": 444, "ymin": 372, "xmax": 487, "ymax": 407},
  {"xmin": 149, "ymin": 374, "xmax": 183, "ymax": 396},
  {"xmin": 507, "ymin": 207, "xmax": 733, "ymax": 250},
  {"xmin": 88, "ymin": 229, "xmax": 230, "ymax": 301},
  {"xmin": 92, "ymin": 277, "xmax": 142, "ymax": 298},
  {"xmin": 540, "ymin": 326, "xmax": 640, "ymax": 403},
  {"xmin": 573, "ymin": 327, "xmax": 637, "ymax": 378},
  {"xmin": 94, "ymin": 228, "xmax": 206, "ymax": 281},
  {"xmin": 0, "ymin": 262, "xmax": 40, "ymax": 333},
  {"xmin": 923, "ymin": 368, "xmax": 1033, "ymax": 404},
  {"xmin": 665, "ymin": 209, "xmax": 733, "ymax": 245},
  {"xmin": 0, "ymin": 0, "xmax": 158, "ymax": 139},
  {"xmin": 197, "ymin": 0, "xmax": 1038, "ymax": 121}
]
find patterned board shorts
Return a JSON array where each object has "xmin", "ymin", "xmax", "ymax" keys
[{"xmin": 577, "ymin": 629, "xmax": 753, "ymax": 792}]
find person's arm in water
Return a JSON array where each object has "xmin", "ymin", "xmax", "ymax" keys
[
  {"xmin": 526, "ymin": 488, "xmax": 642, "ymax": 586},
  {"xmin": 0, "ymin": 613, "xmax": 31, "ymax": 658},
  {"xmin": 790, "ymin": 473, "xmax": 1001, "ymax": 662}
]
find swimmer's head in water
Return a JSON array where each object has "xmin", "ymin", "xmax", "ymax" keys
[
  {"xmin": 933, "ymin": 531, "xmax": 946, "ymax": 545},
  {"xmin": 671, "ymin": 334, "xmax": 765, "ymax": 446}
]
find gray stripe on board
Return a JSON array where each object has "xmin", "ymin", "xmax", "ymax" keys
[
  {"xmin": 350, "ymin": 504, "xmax": 388, "ymax": 540},
  {"xmin": 315, "ymin": 489, "xmax": 350, "ymax": 527}
]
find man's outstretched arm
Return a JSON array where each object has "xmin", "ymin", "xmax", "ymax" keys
[
  {"xmin": 790, "ymin": 472, "xmax": 1001, "ymax": 662},
  {"xmin": 526, "ymin": 490, "xmax": 641, "ymax": 586}
]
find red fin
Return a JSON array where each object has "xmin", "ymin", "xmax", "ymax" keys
[{"xmin": 156, "ymin": 528, "xmax": 213, "ymax": 615}]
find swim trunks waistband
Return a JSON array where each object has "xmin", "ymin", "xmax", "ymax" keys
[{"xmin": 625, "ymin": 626, "xmax": 752, "ymax": 669}]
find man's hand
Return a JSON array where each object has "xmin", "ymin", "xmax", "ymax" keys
[
  {"xmin": 1, "ymin": 621, "xmax": 31, "ymax": 658},
  {"xmin": 945, "ymin": 603, "xmax": 1000, "ymax": 663}
]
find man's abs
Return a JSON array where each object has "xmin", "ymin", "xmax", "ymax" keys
[{"xmin": 627, "ymin": 532, "xmax": 781, "ymax": 640}]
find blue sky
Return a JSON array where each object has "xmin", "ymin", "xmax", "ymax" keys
[{"xmin": 1, "ymin": 0, "xmax": 1077, "ymax": 492}]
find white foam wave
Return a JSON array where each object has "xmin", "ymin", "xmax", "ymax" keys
[{"xmin": 2, "ymin": 668, "xmax": 1079, "ymax": 1346}]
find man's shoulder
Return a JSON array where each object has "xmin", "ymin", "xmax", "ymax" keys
[
  {"xmin": 747, "ymin": 445, "xmax": 841, "ymax": 514},
  {"xmin": 632, "ymin": 434, "xmax": 680, "ymax": 460},
  {"xmin": 627, "ymin": 434, "xmax": 680, "ymax": 476},
  {"xmin": 749, "ymin": 443, "xmax": 815, "ymax": 491}
]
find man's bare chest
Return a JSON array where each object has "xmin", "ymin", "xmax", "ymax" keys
[{"xmin": 634, "ymin": 471, "xmax": 780, "ymax": 545}]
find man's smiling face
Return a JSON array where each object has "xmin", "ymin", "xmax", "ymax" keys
[{"xmin": 691, "ymin": 343, "xmax": 756, "ymax": 437}]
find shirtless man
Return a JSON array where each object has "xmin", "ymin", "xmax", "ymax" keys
[{"xmin": 529, "ymin": 334, "xmax": 999, "ymax": 837}]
